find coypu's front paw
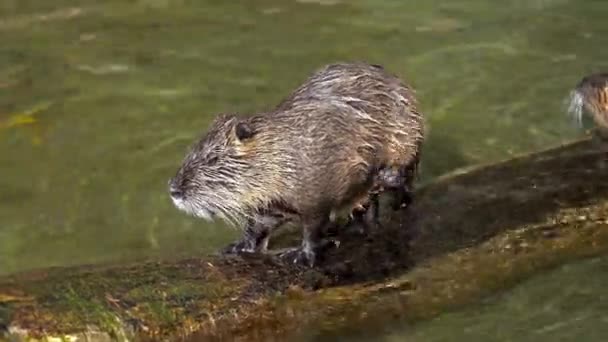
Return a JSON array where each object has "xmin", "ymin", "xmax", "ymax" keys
[
  {"xmin": 220, "ymin": 239, "xmax": 256, "ymax": 255},
  {"xmin": 278, "ymin": 247, "xmax": 316, "ymax": 267},
  {"xmin": 277, "ymin": 239, "xmax": 339, "ymax": 267}
]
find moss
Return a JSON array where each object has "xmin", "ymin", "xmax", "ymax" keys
[{"xmin": 2, "ymin": 138, "xmax": 607, "ymax": 341}]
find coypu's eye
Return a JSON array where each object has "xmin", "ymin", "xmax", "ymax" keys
[{"xmin": 235, "ymin": 121, "xmax": 256, "ymax": 141}]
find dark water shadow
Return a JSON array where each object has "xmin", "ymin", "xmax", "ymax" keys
[{"xmin": 409, "ymin": 139, "xmax": 608, "ymax": 261}]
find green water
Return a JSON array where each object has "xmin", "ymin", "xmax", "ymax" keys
[
  {"xmin": 325, "ymin": 255, "xmax": 608, "ymax": 342},
  {"xmin": 1, "ymin": 0, "xmax": 607, "ymax": 339}
]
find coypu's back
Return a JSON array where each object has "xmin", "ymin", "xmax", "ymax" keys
[
  {"xmin": 275, "ymin": 62, "xmax": 424, "ymax": 166},
  {"xmin": 277, "ymin": 63, "xmax": 419, "ymax": 110}
]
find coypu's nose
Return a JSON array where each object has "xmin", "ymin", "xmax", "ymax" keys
[
  {"xmin": 168, "ymin": 179, "xmax": 184, "ymax": 199},
  {"xmin": 170, "ymin": 188, "xmax": 183, "ymax": 199}
]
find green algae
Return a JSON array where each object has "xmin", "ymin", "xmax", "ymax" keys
[
  {"xmin": 0, "ymin": 258, "xmax": 250, "ymax": 340},
  {"xmin": 1, "ymin": 138, "xmax": 607, "ymax": 341}
]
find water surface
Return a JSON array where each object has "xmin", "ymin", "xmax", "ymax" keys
[
  {"xmin": 322, "ymin": 255, "xmax": 608, "ymax": 342},
  {"xmin": 1, "ymin": 0, "xmax": 607, "ymax": 338}
]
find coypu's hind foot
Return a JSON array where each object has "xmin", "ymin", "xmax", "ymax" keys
[{"xmin": 377, "ymin": 164, "xmax": 416, "ymax": 211}]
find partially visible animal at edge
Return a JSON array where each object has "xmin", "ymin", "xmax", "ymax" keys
[
  {"xmin": 567, "ymin": 72, "xmax": 608, "ymax": 166},
  {"xmin": 168, "ymin": 62, "xmax": 425, "ymax": 267}
]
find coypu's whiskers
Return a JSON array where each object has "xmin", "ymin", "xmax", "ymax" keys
[{"xmin": 566, "ymin": 89, "xmax": 585, "ymax": 128}]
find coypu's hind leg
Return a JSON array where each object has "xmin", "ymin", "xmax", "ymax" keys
[
  {"xmin": 348, "ymin": 192, "xmax": 381, "ymax": 235},
  {"xmin": 346, "ymin": 159, "xmax": 419, "ymax": 234},
  {"xmin": 221, "ymin": 215, "xmax": 286, "ymax": 255}
]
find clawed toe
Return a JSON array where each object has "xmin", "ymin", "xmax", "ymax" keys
[
  {"xmin": 220, "ymin": 240, "xmax": 255, "ymax": 256},
  {"xmin": 277, "ymin": 239, "xmax": 339, "ymax": 267},
  {"xmin": 278, "ymin": 247, "xmax": 316, "ymax": 267}
]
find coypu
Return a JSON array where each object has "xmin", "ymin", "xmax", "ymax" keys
[
  {"xmin": 168, "ymin": 62, "xmax": 425, "ymax": 266},
  {"xmin": 567, "ymin": 73, "xmax": 608, "ymax": 165}
]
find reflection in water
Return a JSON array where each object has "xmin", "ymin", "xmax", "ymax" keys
[
  {"xmin": 346, "ymin": 256, "xmax": 608, "ymax": 342},
  {"xmin": 0, "ymin": 0, "xmax": 607, "ymax": 339}
]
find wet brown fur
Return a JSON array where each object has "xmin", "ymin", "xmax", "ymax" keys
[{"xmin": 169, "ymin": 62, "xmax": 425, "ymax": 266}]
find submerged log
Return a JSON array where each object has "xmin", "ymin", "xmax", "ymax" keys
[{"xmin": 1, "ymin": 138, "xmax": 607, "ymax": 341}]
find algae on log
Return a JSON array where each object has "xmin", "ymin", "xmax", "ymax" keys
[{"xmin": 1, "ymin": 138, "xmax": 607, "ymax": 341}]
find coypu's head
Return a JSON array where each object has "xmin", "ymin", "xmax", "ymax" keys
[
  {"xmin": 168, "ymin": 114, "xmax": 260, "ymax": 226},
  {"xmin": 567, "ymin": 73, "xmax": 608, "ymax": 129}
]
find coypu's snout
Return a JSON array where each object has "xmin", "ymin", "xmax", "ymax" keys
[
  {"xmin": 167, "ymin": 114, "xmax": 257, "ymax": 226},
  {"xmin": 167, "ymin": 168, "xmax": 218, "ymax": 222},
  {"xmin": 167, "ymin": 177, "xmax": 187, "ymax": 211},
  {"xmin": 167, "ymin": 177, "xmax": 216, "ymax": 221}
]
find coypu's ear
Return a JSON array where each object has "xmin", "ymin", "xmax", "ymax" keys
[{"xmin": 235, "ymin": 120, "xmax": 256, "ymax": 142}]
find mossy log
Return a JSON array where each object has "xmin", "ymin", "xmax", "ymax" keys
[{"xmin": 2, "ymin": 138, "xmax": 607, "ymax": 342}]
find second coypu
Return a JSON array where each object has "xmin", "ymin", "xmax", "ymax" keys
[
  {"xmin": 567, "ymin": 72, "xmax": 608, "ymax": 165},
  {"xmin": 168, "ymin": 62, "xmax": 425, "ymax": 266}
]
